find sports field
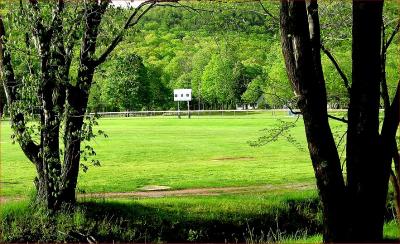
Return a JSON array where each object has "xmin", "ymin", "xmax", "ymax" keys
[
  {"xmin": 1, "ymin": 113, "xmax": 398, "ymax": 242},
  {"xmin": 1, "ymin": 112, "xmax": 321, "ymax": 197}
]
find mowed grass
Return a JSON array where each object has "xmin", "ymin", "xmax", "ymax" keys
[
  {"xmin": 1, "ymin": 113, "xmax": 399, "ymax": 242},
  {"xmin": 1, "ymin": 112, "xmax": 325, "ymax": 197}
]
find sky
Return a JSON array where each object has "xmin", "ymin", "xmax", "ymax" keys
[{"xmin": 110, "ymin": 0, "xmax": 146, "ymax": 8}]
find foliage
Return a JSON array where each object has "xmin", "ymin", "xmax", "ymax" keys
[
  {"xmin": 83, "ymin": 1, "xmax": 399, "ymax": 111},
  {"xmin": 92, "ymin": 53, "xmax": 150, "ymax": 112},
  {"xmin": 249, "ymin": 118, "xmax": 304, "ymax": 152},
  {"xmin": 0, "ymin": 0, "xmax": 158, "ymax": 209},
  {"xmin": 4, "ymin": 1, "xmax": 397, "ymax": 113}
]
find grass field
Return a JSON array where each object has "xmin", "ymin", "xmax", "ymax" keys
[
  {"xmin": 1, "ymin": 112, "xmax": 319, "ymax": 197},
  {"xmin": 1, "ymin": 113, "xmax": 398, "ymax": 242}
]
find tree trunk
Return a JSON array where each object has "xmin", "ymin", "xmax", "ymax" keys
[
  {"xmin": 280, "ymin": 1, "xmax": 348, "ymax": 241},
  {"xmin": 60, "ymin": 82, "xmax": 92, "ymax": 204},
  {"xmin": 36, "ymin": 24, "xmax": 64, "ymax": 209},
  {"xmin": 346, "ymin": 1, "xmax": 386, "ymax": 241},
  {"xmin": 59, "ymin": 1, "xmax": 105, "ymax": 204},
  {"xmin": 390, "ymin": 170, "xmax": 400, "ymax": 220},
  {"xmin": 380, "ymin": 10, "xmax": 400, "ymax": 228},
  {"xmin": 1, "ymin": 0, "xmax": 164, "ymax": 211},
  {"xmin": 280, "ymin": 0, "xmax": 395, "ymax": 241}
]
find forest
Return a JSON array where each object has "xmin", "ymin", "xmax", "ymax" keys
[{"xmin": 1, "ymin": 1, "xmax": 398, "ymax": 113}]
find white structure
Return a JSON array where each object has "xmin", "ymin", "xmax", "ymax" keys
[
  {"xmin": 174, "ymin": 89, "xmax": 192, "ymax": 102},
  {"xmin": 236, "ymin": 95, "xmax": 265, "ymax": 110},
  {"xmin": 174, "ymin": 89, "xmax": 192, "ymax": 119}
]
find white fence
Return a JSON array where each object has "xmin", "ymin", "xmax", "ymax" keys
[
  {"xmin": 0, "ymin": 109, "xmax": 352, "ymax": 120},
  {"xmin": 88, "ymin": 109, "xmax": 349, "ymax": 118}
]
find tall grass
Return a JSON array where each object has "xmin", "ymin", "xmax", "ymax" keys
[
  {"xmin": 1, "ymin": 191, "xmax": 398, "ymax": 243},
  {"xmin": 1, "ymin": 192, "xmax": 323, "ymax": 242}
]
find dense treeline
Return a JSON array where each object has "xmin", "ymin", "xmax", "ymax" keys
[
  {"xmin": 1, "ymin": 1, "xmax": 399, "ymax": 114},
  {"xmin": 88, "ymin": 2, "xmax": 280, "ymax": 111},
  {"xmin": 84, "ymin": 1, "xmax": 399, "ymax": 112}
]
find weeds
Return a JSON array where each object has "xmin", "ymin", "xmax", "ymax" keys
[{"xmin": 0, "ymin": 195, "xmax": 397, "ymax": 243}]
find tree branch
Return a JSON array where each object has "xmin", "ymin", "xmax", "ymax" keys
[
  {"xmin": 93, "ymin": 1, "xmax": 154, "ymax": 66},
  {"xmin": 327, "ymin": 114, "xmax": 348, "ymax": 123},
  {"xmin": 287, "ymin": 105, "xmax": 301, "ymax": 115},
  {"xmin": 65, "ymin": 6, "xmax": 83, "ymax": 60},
  {"xmin": 0, "ymin": 15, "xmax": 41, "ymax": 165},
  {"xmin": 381, "ymin": 80, "xmax": 400, "ymax": 143},
  {"xmin": 320, "ymin": 44, "xmax": 350, "ymax": 94},
  {"xmin": 94, "ymin": 0, "xmax": 178, "ymax": 67},
  {"xmin": 384, "ymin": 19, "xmax": 400, "ymax": 52},
  {"xmin": 380, "ymin": 20, "xmax": 400, "ymax": 222},
  {"xmin": 380, "ymin": 23, "xmax": 391, "ymax": 113},
  {"xmin": 389, "ymin": 169, "xmax": 400, "ymax": 220},
  {"xmin": 49, "ymin": 0, "xmax": 65, "ymax": 34},
  {"xmin": 259, "ymin": 0, "xmax": 278, "ymax": 22},
  {"xmin": 288, "ymin": 105, "xmax": 347, "ymax": 123}
]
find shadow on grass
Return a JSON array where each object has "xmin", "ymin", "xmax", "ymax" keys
[
  {"xmin": 80, "ymin": 198, "xmax": 322, "ymax": 242},
  {"xmin": 0, "ymin": 197, "xmax": 322, "ymax": 242},
  {"xmin": 0, "ymin": 195, "xmax": 398, "ymax": 243}
]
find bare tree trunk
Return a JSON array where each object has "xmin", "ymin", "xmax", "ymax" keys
[
  {"xmin": 380, "ymin": 15, "xmax": 400, "ymax": 228},
  {"xmin": 280, "ymin": 1, "xmax": 348, "ymax": 241},
  {"xmin": 346, "ymin": 1, "xmax": 386, "ymax": 240},
  {"xmin": 280, "ymin": 0, "xmax": 397, "ymax": 241}
]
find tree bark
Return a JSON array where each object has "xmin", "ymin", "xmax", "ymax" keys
[
  {"xmin": 60, "ymin": 1, "xmax": 107, "ymax": 205},
  {"xmin": 280, "ymin": 1, "xmax": 348, "ymax": 242},
  {"xmin": 346, "ymin": 1, "xmax": 385, "ymax": 240},
  {"xmin": 380, "ymin": 11, "xmax": 400, "ymax": 227},
  {"xmin": 280, "ymin": 0, "xmax": 397, "ymax": 241},
  {"xmin": 1, "ymin": 0, "xmax": 174, "ymax": 210},
  {"xmin": 390, "ymin": 170, "xmax": 400, "ymax": 220}
]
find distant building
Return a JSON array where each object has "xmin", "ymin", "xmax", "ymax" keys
[{"xmin": 236, "ymin": 95, "xmax": 266, "ymax": 110}]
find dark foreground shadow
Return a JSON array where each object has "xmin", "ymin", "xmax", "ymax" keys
[
  {"xmin": 0, "ymin": 196, "xmax": 398, "ymax": 243},
  {"xmin": 81, "ymin": 198, "xmax": 322, "ymax": 242}
]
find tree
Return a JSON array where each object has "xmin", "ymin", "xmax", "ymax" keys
[
  {"xmin": 201, "ymin": 53, "xmax": 240, "ymax": 108},
  {"xmin": 0, "ymin": 0, "xmax": 175, "ymax": 211},
  {"xmin": 232, "ymin": 62, "xmax": 260, "ymax": 105},
  {"xmin": 191, "ymin": 47, "xmax": 212, "ymax": 109},
  {"xmin": 164, "ymin": 53, "xmax": 192, "ymax": 90},
  {"xmin": 241, "ymin": 75, "xmax": 264, "ymax": 107},
  {"xmin": 201, "ymin": 54, "xmax": 229, "ymax": 107},
  {"xmin": 147, "ymin": 65, "xmax": 172, "ymax": 110},
  {"xmin": 101, "ymin": 53, "xmax": 150, "ymax": 111},
  {"xmin": 280, "ymin": 0, "xmax": 399, "ymax": 242}
]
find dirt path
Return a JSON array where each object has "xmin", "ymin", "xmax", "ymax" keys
[{"xmin": 0, "ymin": 183, "xmax": 315, "ymax": 203}]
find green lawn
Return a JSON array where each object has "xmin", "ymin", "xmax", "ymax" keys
[
  {"xmin": 1, "ymin": 113, "xmax": 398, "ymax": 242},
  {"xmin": 1, "ymin": 113, "xmax": 321, "ymax": 197}
]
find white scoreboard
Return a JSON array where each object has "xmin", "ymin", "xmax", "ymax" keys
[{"xmin": 174, "ymin": 89, "xmax": 192, "ymax": 102}]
